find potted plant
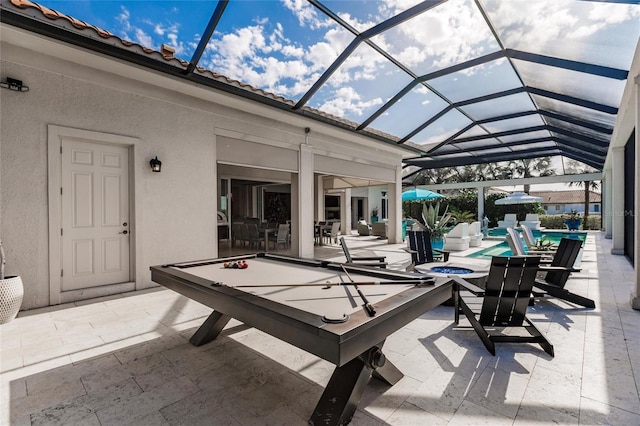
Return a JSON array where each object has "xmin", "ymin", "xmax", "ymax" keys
[
  {"xmin": 371, "ymin": 206, "xmax": 379, "ymax": 223},
  {"xmin": 534, "ymin": 238, "xmax": 556, "ymax": 251},
  {"xmin": 413, "ymin": 201, "xmax": 453, "ymax": 250},
  {"xmin": 564, "ymin": 210, "xmax": 582, "ymax": 231},
  {"xmin": 0, "ymin": 240, "xmax": 24, "ymax": 324}
]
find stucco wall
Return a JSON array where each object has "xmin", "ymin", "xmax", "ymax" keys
[
  {"xmin": 1, "ymin": 54, "xmax": 222, "ymax": 309},
  {"xmin": 1, "ymin": 38, "xmax": 404, "ymax": 309}
]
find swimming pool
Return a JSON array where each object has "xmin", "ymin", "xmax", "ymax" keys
[{"xmin": 468, "ymin": 229, "xmax": 587, "ymax": 259}]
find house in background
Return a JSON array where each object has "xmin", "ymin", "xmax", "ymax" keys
[{"xmin": 530, "ymin": 190, "xmax": 602, "ymax": 215}]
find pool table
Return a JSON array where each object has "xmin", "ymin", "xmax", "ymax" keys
[{"xmin": 150, "ymin": 253, "xmax": 452, "ymax": 425}]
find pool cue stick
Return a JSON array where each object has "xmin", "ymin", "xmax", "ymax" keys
[
  {"xmin": 340, "ymin": 264, "xmax": 376, "ymax": 317},
  {"xmin": 232, "ymin": 279, "xmax": 433, "ymax": 288}
]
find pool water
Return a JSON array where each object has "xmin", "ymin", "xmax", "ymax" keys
[
  {"xmin": 468, "ymin": 229, "xmax": 587, "ymax": 259},
  {"xmin": 431, "ymin": 266, "xmax": 474, "ymax": 275}
]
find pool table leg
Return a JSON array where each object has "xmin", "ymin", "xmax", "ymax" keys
[
  {"xmin": 189, "ymin": 310, "xmax": 232, "ymax": 346},
  {"xmin": 309, "ymin": 344, "xmax": 402, "ymax": 426}
]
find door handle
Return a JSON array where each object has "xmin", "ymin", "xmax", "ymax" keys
[{"xmin": 119, "ymin": 230, "xmax": 128, "ymax": 235}]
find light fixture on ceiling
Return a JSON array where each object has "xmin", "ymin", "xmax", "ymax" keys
[
  {"xmin": 149, "ymin": 156, "xmax": 162, "ymax": 173},
  {"xmin": 0, "ymin": 77, "xmax": 29, "ymax": 92}
]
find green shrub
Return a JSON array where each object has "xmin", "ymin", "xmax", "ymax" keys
[
  {"xmin": 539, "ymin": 214, "xmax": 602, "ymax": 230},
  {"xmin": 583, "ymin": 215, "xmax": 602, "ymax": 230},
  {"xmin": 539, "ymin": 215, "xmax": 565, "ymax": 230}
]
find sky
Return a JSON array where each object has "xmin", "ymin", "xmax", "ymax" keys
[{"xmin": 37, "ymin": 0, "xmax": 640, "ymax": 181}]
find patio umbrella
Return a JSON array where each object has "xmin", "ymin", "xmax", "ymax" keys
[
  {"xmin": 494, "ymin": 192, "xmax": 542, "ymax": 205},
  {"xmin": 402, "ymin": 188, "xmax": 444, "ymax": 202}
]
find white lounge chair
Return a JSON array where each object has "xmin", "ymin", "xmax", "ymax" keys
[
  {"xmin": 468, "ymin": 221, "xmax": 483, "ymax": 247},
  {"xmin": 443, "ymin": 222, "xmax": 470, "ymax": 251},
  {"xmin": 497, "ymin": 214, "xmax": 517, "ymax": 229},
  {"xmin": 507, "ymin": 227, "xmax": 555, "ymax": 259},
  {"xmin": 505, "ymin": 227, "xmax": 526, "ymax": 256},
  {"xmin": 520, "ymin": 224, "xmax": 555, "ymax": 251},
  {"xmin": 520, "ymin": 213, "xmax": 541, "ymax": 229}
]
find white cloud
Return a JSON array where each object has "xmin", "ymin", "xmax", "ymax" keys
[
  {"xmin": 281, "ymin": 0, "xmax": 332, "ymax": 29},
  {"xmin": 485, "ymin": 0, "xmax": 639, "ymax": 51},
  {"xmin": 113, "ymin": 6, "xmax": 188, "ymax": 55},
  {"xmin": 391, "ymin": 0, "xmax": 497, "ymax": 71},
  {"xmin": 116, "ymin": 6, "xmax": 131, "ymax": 32},
  {"xmin": 589, "ymin": 3, "xmax": 640, "ymax": 24},
  {"xmin": 319, "ymin": 86, "xmax": 383, "ymax": 117},
  {"xmin": 134, "ymin": 28, "xmax": 153, "ymax": 48}
]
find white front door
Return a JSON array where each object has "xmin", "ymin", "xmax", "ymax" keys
[{"xmin": 61, "ymin": 139, "xmax": 130, "ymax": 291}]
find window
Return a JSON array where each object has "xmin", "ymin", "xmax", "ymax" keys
[{"xmin": 594, "ymin": 204, "xmax": 600, "ymax": 212}]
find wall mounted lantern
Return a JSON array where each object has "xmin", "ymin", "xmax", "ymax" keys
[
  {"xmin": 0, "ymin": 77, "xmax": 29, "ymax": 92},
  {"xmin": 149, "ymin": 156, "xmax": 162, "ymax": 173}
]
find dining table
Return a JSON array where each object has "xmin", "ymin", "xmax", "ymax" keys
[{"xmin": 260, "ymin": 227, "xmax": 278, "ymax": 252}]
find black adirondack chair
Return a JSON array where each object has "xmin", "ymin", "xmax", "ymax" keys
[
  {"xmin": 453, "ymin": 255, "xmax": 554, "ymax": 357},
  {"xmin": 339, "ymin": 237, "xmax": 387, "ymax": 268},
  {"xmin": 534, "ymin": 237, "xmax": 594, "ymax": 308},
  {"xmin": 404, "ymin": 230, "xmax": 450, "ymax": 271}
]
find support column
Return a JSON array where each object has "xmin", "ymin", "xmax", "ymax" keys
[
  {"xmin": 632, "ymin": 79, "xmax": 640, "ymax": 310},
  {"xmin": 388, "ymin": 167, "xmax": 402, "ymax": 243},
  {"xmin": 611, "ymin": 146, "xmax": 625, "ymax": 255},
  {"xmin": 340, "ymin": 188, "xmax": 352, "ymax": 235},
  {"xmin": 477, "ymin": 186, "xmax": 486, "ymax": 222},
  {"xmin": 294, "ymin": 144, "xmax": 314, "ymax": 258},
  {"xmin": 316, "ymin": 175, "xmax": 325, "ymax": 222},
  {"xmin": 604, "ymin": 169, "xmax": 613, "ymax": 239}
]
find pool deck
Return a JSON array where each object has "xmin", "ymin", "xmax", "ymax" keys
[{"xmin": 1, "ymin": 231, "xmax": 639, "ymax": 425}]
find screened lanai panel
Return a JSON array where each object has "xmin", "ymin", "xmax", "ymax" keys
[
  {"xmin": 498, "ymin": 130, "xmax": 553, "ymax": 144},
  {"xmin": 482, "ymin": 115, "xmax": 546, "ymax": 134},
  {"xmin": 555, "ymin": 148, "xmax": 605, "ymax": 168},
  {"xmin": 423, "ymin": 151, "xmax": 474, "ymax": 162},
  {"xmin": 459, "ymin": 93, "xmax": 535, "ymax": 120},
  {"xmin": 428, "ymin": 58, "xmax": 521, "ymax": 103},
  {"xmin": 551, "ymin": 133, "xmax": 609, "ymax": 151},
  {"xmin": 367, "ymin": 85, "xmax": 450, "ymax": 138},
  {"xmin": 431, "ymin": 145, "xmax": 460, "ymax": 154},
  {"xmin": 446, "ymin": 137, "xmax": 502, "ymax": 152},
  {"xmin": 199, "ymin": 1, "xmax": 353, "ymax": 103},
  {"xmin": 532, "ymin": 96, "xmax": 618, "ymax": 129},
  {"xmin": 457, "ymin": 126, "xmax": 491, "ymax": 139},
  {"xmin": 545, "ymin": 117, "xmax": 611, "ymax": 140},
  {"xmin": 405, "ymin": 147, "xmax": 564, "ymax": 169},
  {"xmin": 410, "ymin": 109, "xmax": 473, "ymax": 147},
  {"xmin": 369, "ymin": 0, "xmax": 500, "ymax": 76},
  {"xmin": 6, "ymin": 0, "xmax": 638, "ymax": 174},
  {"xmin": 402, "ymin": 164, "xmax": 423, "ymax": 178},
  {"xmin": 321, "ymin": 0, "xmax": 425, "ymax": 31},
  {"xmin": 484, "ymin": 0, "xmax": 640, "ymax": 70},
  {"xmin": 514, "ymin": 60, "xmax": 627, "ymax": 108},
  {"xmin": 307, "ymin": 42, "xmax": 413, "ymax": 126},
  {"xmin": 467, "ymin": 147, "xmax": 512, "ymax": 156},
  {"xmin": 508, "ymin": 142, "xmax": 557, "ymax": 153},
  {"xmin": 458, "ymin": 140, "xmax": 557, "ymax": 154}
]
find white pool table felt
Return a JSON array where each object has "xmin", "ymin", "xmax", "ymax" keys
[{"xmin": 171, "ymin": 257, "xmax": 418, "ymax": 320}]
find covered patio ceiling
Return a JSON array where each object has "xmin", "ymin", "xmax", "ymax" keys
[{"xmin": 2, "ymin": 0, "xmax": 639, "ymax": 173}]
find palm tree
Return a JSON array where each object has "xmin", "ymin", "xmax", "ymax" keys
[
  {"xmin": 565, "ymin": 160, "xmax": 601, "ymax": 228},
  {"xmin": 411, "ymin": 167, "xmax": 455, "ymax": 185},
  {"xmin": 508, "ymin": 158, "xmax": 556, "ymax": 193}
]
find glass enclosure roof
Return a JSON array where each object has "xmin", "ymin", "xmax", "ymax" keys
[{"xmin": 2, "ymin": 0, "xmax": 639, "ymax": 173}]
